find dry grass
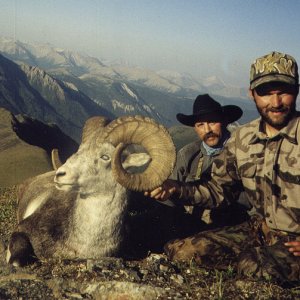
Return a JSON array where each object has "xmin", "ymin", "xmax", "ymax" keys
[{"xmin": 0, "ymin": 186, "xmax": 18, "ymax": 244}]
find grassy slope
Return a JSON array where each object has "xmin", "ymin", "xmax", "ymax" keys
[{"xmin": 0, "ymin": 108, "xmax": 52, "ymax": 187}]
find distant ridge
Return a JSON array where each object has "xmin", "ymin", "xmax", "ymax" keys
[{"xmin": 0, "ymin": 53, "xmax": 113, "ymax": 141}]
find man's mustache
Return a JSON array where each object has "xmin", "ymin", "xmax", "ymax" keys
[
  {"xmin": 267, "ymin": 106, "xmax": 288, "ymax": 113},
  {"xmin": 204, "ymin": 132, "xmax": 219, "ymax": 141}
]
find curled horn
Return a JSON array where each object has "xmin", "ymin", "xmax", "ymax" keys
[{"xmin": 102, "ymin": 115, "xmax": 176, "ymax": 191}]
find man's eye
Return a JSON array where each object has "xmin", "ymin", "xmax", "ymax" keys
[
  {"xmin": 278, "ymin": 90, "xmax": 289, "ymax": 95},
  {"xmin": 255, "ymin": 89, "xmax": 270, "ymax": 96}
]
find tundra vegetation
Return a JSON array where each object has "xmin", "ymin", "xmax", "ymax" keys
[
  {"xmin": 0, "ymin": 116, "xmax": 299, "ymax": 299},
  {"xmin": 1, "ymin": 187, "xmax": 299, "ymax": 299}
]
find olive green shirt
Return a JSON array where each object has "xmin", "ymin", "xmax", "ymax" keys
[{"xmin": 178, "ymin": 113, "xmax": 300, "ymax": 233}]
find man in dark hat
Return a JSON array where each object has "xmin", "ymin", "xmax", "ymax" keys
[
  {"xmin": 146, "ymin": 51, "xmax": 300, "ymax": 285},
  {"xmin": 169, "ymin": 94, "xmax": 249, "ymax": 225},
  {"xmin": 172, "ymin": 93, "xmax": 242, "ymax": 182}
]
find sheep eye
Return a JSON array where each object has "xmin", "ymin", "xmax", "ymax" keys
[{"xmin": 100, "ymin": 154, "xmax": 110, "ymax": 161}]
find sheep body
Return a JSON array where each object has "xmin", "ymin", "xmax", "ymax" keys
[{"xmin": 7, "ymin": 116, "xmax": 176, "ymax": 266}]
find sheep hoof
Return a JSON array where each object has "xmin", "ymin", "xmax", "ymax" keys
[{"xmin": 6, "ymin": 232, "xmax": 37, "ymax": 267}]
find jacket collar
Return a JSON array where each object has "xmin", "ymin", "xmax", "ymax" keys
[{"xmin": 248, "ymin": 113, "xmax": 300, "ymax": 145}]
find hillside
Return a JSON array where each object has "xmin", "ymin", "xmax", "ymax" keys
[
  {"xmin": 0, "ymin": 108, "xmax": 51, "ymax": 187},
  {"xmin": 169, "ymin": 125, "xmax": 197, "ymax": 151},
  {"xmin": 0, "ymin": 108, "xmax": 78, "ymax": 187},
  {"xmin": 0, "ymin": 53, "xmax": 113, "ymax": 141}
]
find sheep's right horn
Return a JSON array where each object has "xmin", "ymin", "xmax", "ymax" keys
[
  {"xmin": 81, "ymin": 116, "xmax": 111, "ymax": 144},
  {"xmin": 103, "ymin": 115, "xmax": 176, "ymax": 192}
]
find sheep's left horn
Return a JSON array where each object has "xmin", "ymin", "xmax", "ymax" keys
[
  {"xmin": 51, "ymin": 149, "xmax": 62, "ymax": 170},
  {"xmin": 102, "ymin": 115, "xmax": 176, "ymax": 192}
]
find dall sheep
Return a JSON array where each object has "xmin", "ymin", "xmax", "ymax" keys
[{"xmin": 6, "ymin": 115, "xmax": 176, "ymax": 266}]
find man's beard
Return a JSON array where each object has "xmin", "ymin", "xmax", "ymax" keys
[{"xmin": 255, "ymin": 102, "xmax": 296, "ymax": 129}]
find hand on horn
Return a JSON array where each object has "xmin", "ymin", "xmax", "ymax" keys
[
  {"xmin": 144, "ymin": 179, "xmax": 180, "ymax": 201},
  {"xmin": 285, "ymin": 240, "xmax": 300, "ymax": 256}
]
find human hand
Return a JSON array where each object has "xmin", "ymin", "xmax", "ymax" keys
[
  {"xmin": 284, "ymin": 241, "xmax": 300, "ymax": 256},
  {"xmin": 144, "ymin": 179, "xmax": 180, "ymax": 201}
]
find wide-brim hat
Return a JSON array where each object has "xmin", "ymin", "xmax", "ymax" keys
[{"xmin": 176, "ymin": 94, "xmax": 243, "ymax": 127}]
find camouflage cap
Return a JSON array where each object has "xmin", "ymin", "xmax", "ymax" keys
[{"xmin": 250, "ymin": 51, "xmax": 299, "ymax": 89}]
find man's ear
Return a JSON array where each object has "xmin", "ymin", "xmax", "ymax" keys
[{"xmin": 248, "ymin": 88, "xmax": 254, "ymax": 100}]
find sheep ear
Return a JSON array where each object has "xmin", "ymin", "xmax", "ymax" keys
[
  {"xmin": 122, "ymin": 153, "xmax": 151, "ymax": 170},
  {"xmin": 122, "ymin": 153, "xmax": 151, "ymax": 175}
]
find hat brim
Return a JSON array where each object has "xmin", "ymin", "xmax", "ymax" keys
[
  {"xmin": 176, "ymin": 105, "xmax": 243, "ymax": 127},
  {"xmin": 250, "ymin": 74, "xmax": 297, "ymax": 89}
]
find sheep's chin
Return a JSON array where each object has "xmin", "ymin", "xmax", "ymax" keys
[{"xmin": 54, "ymin": 182, "xmax": 76, "ymax": 192}]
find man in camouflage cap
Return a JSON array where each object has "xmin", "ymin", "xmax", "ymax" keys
[
  {"xmin": 146, "ymin": 51, "xmax": 300, "ymax": 285},
  {"xmin": 250, "ymin": 51, "xmax": 298, "ymax": 89}
]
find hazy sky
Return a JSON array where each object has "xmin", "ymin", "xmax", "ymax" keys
[{"xmin": 1, "ymin": 0, "xmax": 300, "ymax": 87}]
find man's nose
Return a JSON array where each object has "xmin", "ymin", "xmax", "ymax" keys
[
  {"xmin": 204, "ymin": 123, "xmax": 212, "ymax": 132},
  {"xmin": 270, "ymin": 93, "xmax": 282, "ymax": 107}
]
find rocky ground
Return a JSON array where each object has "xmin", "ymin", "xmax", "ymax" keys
[{"xmin": 0, "ymin": 186, "xmax": 300, "ymax": 300}]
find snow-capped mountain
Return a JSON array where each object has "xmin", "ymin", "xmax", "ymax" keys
[
  {"xmin": 0, "ymin": 37, "xmax": 119, "ymax": 78},
  {"xmin": 202, "ymin": 75, "xmax": 226, "ymax": 89},
  {"xmin": 156, "ymin": 70, "xmax": 207, "ymax": 92}
]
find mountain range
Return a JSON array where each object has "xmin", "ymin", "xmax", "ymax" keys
[
  {"xmin": 0, "ymin": 53, "xmax": 113, "ymax": 141},
  {"xmin": 0, "ymin": 36, "xmax": 259, "ymax": 142}
]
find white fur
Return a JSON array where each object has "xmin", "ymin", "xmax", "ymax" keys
[
  {"xmin": 6, "ymin": 246, "xmax": 11, "ymax": 263},
  {"xmin": 65, "ymin": 187, "xmax": 127, "ymax": 258},
  {"xmin": 6, "ymin": 246, "xmax": 20, "ymax": 267},
  {"xmin": 22, "ymin": 191, "xmax": 49, "ymax": 220}
]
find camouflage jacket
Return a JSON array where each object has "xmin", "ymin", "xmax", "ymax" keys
[{"xmin": 178, "ymin": 113, "xmax": 300, "ymax": 233}]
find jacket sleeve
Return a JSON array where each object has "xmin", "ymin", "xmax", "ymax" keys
[
  {"xmin": 168, "ymin": 147, "xmax": 188, "ymax": 181},
  {"xmin": 174, "ymin": 135, "xmax": 243, "ymax": 208}
]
